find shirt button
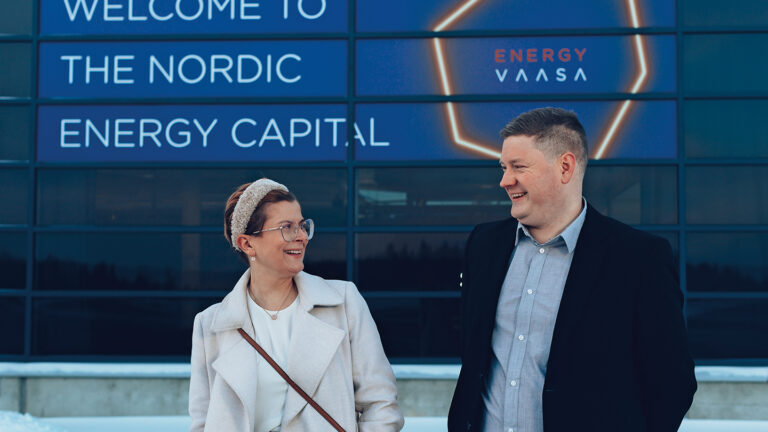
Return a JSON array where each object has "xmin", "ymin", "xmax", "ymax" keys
[
  {"xmin": 527, "ymin": 289, "xmax": 533, "ymax": 295},
  {"xmin": 518, "ymin": 335, "xmax": 525, "ymax": 341},
  {"xmin": 510, "ymin": 380, "xmax": 517, "ymax": 387},
  {"xmin": 539, "ymin": 248, "xmax": 545, "ymax": 254}
]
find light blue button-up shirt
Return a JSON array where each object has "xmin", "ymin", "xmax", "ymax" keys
[{"xmin": 482, "ymin": 200, "xmax": 587, "ymax": 432}]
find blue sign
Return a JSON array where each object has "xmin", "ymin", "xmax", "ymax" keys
[
  {"xmin": 357, "ymin": 0, "xmax": 674, "ymax": 32},
  {"xmin": 355, "ymin": 101, "xmax": 677, "ymax": 161},
  {"xmin": 41, "ymin": 0, "xmax": 346, "ymax": 35},
  {"xmin": 357, "ymin": 36, "xmax": 676, "ymax": 96},
  {"xmin": 39, "ymin": 40, "xmax": 347, "ymax": 98},
  {"xmin": 38, "ymin": 104, "xmax": 370, "ymax": 162}
]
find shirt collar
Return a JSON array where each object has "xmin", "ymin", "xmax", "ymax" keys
[{"xmin": 515, "ymin": 198, "xmax": 588, "ymax": 253}]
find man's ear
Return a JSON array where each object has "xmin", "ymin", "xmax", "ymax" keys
[{"xmin": 559, "ymin": 152, "xmax": 577, "ymax": 184}]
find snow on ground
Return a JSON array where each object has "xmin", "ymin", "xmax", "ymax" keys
[{"xmin": 0, "ymin": 412, "xmax": 68, "ymax": 432}]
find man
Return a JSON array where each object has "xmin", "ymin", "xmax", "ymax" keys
[{"xmin": 448, "ymin": 107, "xmax": 696, "ymax": 432}]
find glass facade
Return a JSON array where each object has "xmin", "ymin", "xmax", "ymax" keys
[{"xmin": 0, "ymin": 1, "xmax": 766, "ymax": 364}]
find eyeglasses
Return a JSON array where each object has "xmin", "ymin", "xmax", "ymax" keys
[{"xmin": 251, "ymin": 219, "xmax": 314, "ymax": 242}]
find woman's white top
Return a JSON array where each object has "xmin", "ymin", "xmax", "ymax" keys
[{"xmin": 246, "ymin": 293, "xmax": 298, "ymax": 432}]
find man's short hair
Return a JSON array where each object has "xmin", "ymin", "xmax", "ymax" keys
[{"xmin": 500, "ymin": 107, "xmax": 589, "ymax": 171}]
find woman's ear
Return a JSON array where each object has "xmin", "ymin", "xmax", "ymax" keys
[{"xmin": 236, "ymin": 234, "xmax": 255, "ymax": 256}]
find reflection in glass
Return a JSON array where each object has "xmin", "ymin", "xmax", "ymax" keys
[
  {"xmin": 357, "ymin": 233, "xmax": 467, "ymax": 292},
  {"xmin": 0, "ymin": 0, "xmax": 33, "ymax": 34},
  {"xmin": 0, "ymin": 232, "xmax": 25, "ymax": 289},
  {"xmin": 37, "ymin": 168, "xmax": 347, "ymax": 226},
  {"xmin": 687, "ymin": 233, "xmax": 768, "ymax": 293},
  {"xmin": 687, "ymin": 299, "xmax": 768, "ymax": 360},
  {"xmin": 36, "ymin": 232, "xmax": 345, "ymax": 291},
  {"xmin": 33, "ymin": 297, "xmax": 218, "ymax": 356},
  {"xmin": 682, "ymin": 0, "xmax": 768, "ymax": 27},
  {"xmin": 0, "ymin": 169, "xmax": 27, "ymax": 224},
  {"xmin": 0, "ymin": 106, "xmax": 31, "ymax": 160},
  {"xmin": 686, "ymin": 167, "xmax": 768, "ymax": 225},
  {"xmin": 584, "ymin": 166, "xmax": 677, "ymax": 225},
  {"xmin": 0, "ymin": 297, "xmax": 24, "ymax": 354},
  {"xmin": 367, "ymin": 298, "xmax": 460, "ymax": 359},
  {"xmin": 684, "ymin": 34, "xmax": 768, "ymax": 94},
  {"xmin": 0, "ymin": 43, "xmax": 31, "ymax": 97},
  {"xmin": 685, "ymin": 100, "xmax": 768, "ymax": 158},
  {"xmin": 357, "ymin": 167, "xmax": 508, "ymax": 226}
]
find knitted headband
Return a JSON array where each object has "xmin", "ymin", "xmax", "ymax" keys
[{"xmin": 229, "ymin": 178, "xmax": 289, "ymax": 252}]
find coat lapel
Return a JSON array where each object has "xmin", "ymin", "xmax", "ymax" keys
[
  {"xmin": 475, "ymin": 218, "xmax": 519, "ymax": 336},
  {"xmin": 210, "ymin": 269, "xmax": 259, "ymax": 431},
  {"xmin": 546, "ymin": 205, "xmax": 609, "ymax": 384},
  {"xmin": 281, "ymin": 272, "xmax": 345, "ymax": 425}
]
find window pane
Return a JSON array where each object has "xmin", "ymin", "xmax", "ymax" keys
[
  {"xmin": 0, "ymin": 43, "xmax": 31, "ymax": 97},
  {"xmin": 685, "ymin": 100, "xmax": 768, "ymax": 158},
  {"xmin": 684, "ymin": 34, "xmax": 768, "ymax": 94},
  {"xmin": 686, "ymin": 167, "xmax": 768, "ymax": 224},
  {"xmin": 687, "ymin": 233, "xmax": 768, "ymax": 293},
  {"xmin": 357, "ymin": 233, "xmax": 467, "ymax": 292},
  {"xmin": 0, "ymin": 297, "xmax": 24, "ymax": 354},
  {"xmin": 357, "ymin": 167, "xmax": 508, "ymax": 226},
  {"xmin": 0, "ymin": 0, "xmax": 33, "ymax": 34},
  {"xmin": 38, "ymin": 168, "xmax": 347, "ymax": 226},
  {"xmin": 687, "ymin": 299, "xmax": 768, "ymax": 360},
  {"xmin": 368, "ymin": 298, "xmax": 460, "ymax": 359},
  {"xmin": 36, "ymin": 232, "xmax": 345, "ymax": 291},
  {"xmin": 303, "ymin": 233, "xmax": 346, "ymax": 281},
  {"xmin": 0, "ymin": 106, "xmax": 31, "ymax": 160},
  {"xmin": 682, "ymin": 0, "xmax": 768, "ymax": 27},
  {"xmin": 0, "ymin": 169, "xmax": 27, "ymax": 224},
  {"xmin": 33, "ymin": 297, "xmax": 217, "ymax": 356},
  {"xmin": 584, "ymin": 166, "xmax": 677, "ymax": 225},
  {"xmin": 0, "ymin": 232, "xmax": 25, "ymax": 289}
]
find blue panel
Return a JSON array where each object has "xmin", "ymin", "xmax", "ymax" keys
[
  {"xmin": 357, "ymin": 36, "xmax": 676, "ymax": 96},
  {"xmin": 357, "ymin": 0, "xmax": 674, "ymax": 32},
  {"xmin": 39, "ymin": 40, "xmax": 347, "ymax": 98},
  {"xmin": 356, "ymin": 101, "xmax": 677, "ymax": 161},
  {"xmin": 41, "ymin": 0, "xmax": 346, "ymax": 35},
  {"xmin": 37, "ymin": 104, "xmax": 352, "ymax": 162}
]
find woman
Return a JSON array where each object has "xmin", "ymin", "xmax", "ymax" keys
[{"xmin": 189, "ymin": 178, "xmax": 403, "ymax": 432}]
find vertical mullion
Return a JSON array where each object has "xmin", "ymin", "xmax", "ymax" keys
[
  {"xmin": 345, "ymin": 0, "xmax": 356, "ymax": 283},
  {"xmin": 676, "ymin": 1, "xmax": 689, "ymax": 327}
]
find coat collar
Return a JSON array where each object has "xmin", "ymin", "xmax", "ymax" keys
[
  {"xmin": 209, "ymin": 269, "xmax": 346, "ymax": 429},
  {"xmin": 209, "ymin": 269, "xmax": 344, "ymax": 333},
  {"xmin": 546, "ymin": 204, "xmax": 610, "ymax": 384}
]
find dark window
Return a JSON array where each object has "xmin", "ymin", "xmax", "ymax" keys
[
  {"xmin": 0, "ymin": 169, "xmax": 28, "ymax": 224},
  {"xmin": 0, "ymin": 297, "xmax": 24, "ymax": 354},
  {"xmin": 367, "ymin": 298, "xmax": 460, "ymax": 359},
  {"xmin": 684, "ymin": 34, "xmax": 768, "ymax": 94},
  {"xmin": 0, "ymin": 0, "xmax": 33, "ymax": 34},
  {"xmin": 687, "ymin": 299, "xmax": 768, "ymax": 360},
  {"xmin": 357, "ymin": 167, "xmax": 509, "ymax": 226},
  {"xmin": 0, "ymin": 106, "xmax": 31, "ymax": 160},
  {"xmin": 584, "ymin": 166, "xmax": 677, "ymax": 225},
  {"xmin": 0, "ymin": 232, "xmax": 26, "ymax": 289},
  {"xmin": 36, "ymin": 232, "xmax": 345, "ymax": 291},
  {"xmin": 32, "ymin": 297, "xmax": 218, "ymax": 356},
  {"xmin": 357, "ymin": 232, "xmax": 467, "ymax": 292},
  {"xmin": 682, "ymin": 0, "xmax": 768, "ymax": 27},
  {"xmin": 38, "ymin": 168, "xmax": 347, "ymax": 226},
  {"xmin": 686, "ymin": 167, "xmax": 768, "ymax": 224},
  {"xmin": 687, "ymin": 232, "xmax": 768, "ymax": 293},
  {"xmin": 0, "ymin": 43, "xmax": 31, "ymax": 97},
  {"xmin": 685, "ymin": 100, "xmax": 768, "ymax": 158}
]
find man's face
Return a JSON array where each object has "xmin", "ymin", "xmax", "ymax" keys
[{"xmin": 499, "ymin": 135, "xmax": 566, "ymax": 230}]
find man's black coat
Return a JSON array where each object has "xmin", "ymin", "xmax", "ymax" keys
[{"xmin": 448, "ymin": 205, "xmax": 697, "ymax": 431}]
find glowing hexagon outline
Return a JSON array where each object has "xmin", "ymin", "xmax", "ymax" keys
[{"xmin": 430, "ymin": 0, "xmax": 649, "ymax": 160}]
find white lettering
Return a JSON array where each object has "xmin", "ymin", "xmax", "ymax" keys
[
  {"xmin": 258, "ymin": 118, "xmax": 286, "ymax": 147},
  {"xmin": 103, "ymin": 0, "xmax": 123, "ymax": 21},
  {"xmin": 574, "ymin": 68, "xmax": 587, "ymax": 81},
  {"xmin": 237, "ymin": 54, "xmax": 262, "ymax": 83},
  {"xmin": 556, "ymin": 67, "xmax": 566, "ymax": 82},
  {"xmin": 60, "ymin": 55, "xmax": 83, "ymax": 84},
  {"xmin": 369, "ymin": 117, "xmax": 389, "ymax": 147},
  {"xmin": 210, "ymin": 54, "xmax": 233, "ymax": 83},
  {"xmin": 85, "ymin": 55, "xmax": 109, "ymax": 84},
  {"xmin": 113, "ymin": 55, "xmax": 134, "ymax": 84},
  {"xmin": 289, "ymin": 118, "xmax": 311, "ymax": 147},
  {"xmin": 324, "ymin": 118, "xmax": 344, "ymax": 147},
  {"xmin": 515, "ymin": 69, "xmax": 528, "ymax": 82},
  {"xmin": 240, "ymin": 0, "xmax": 261, "ymax": 19},
  {"xmin": 60, "ymin": 119, "xmax": 81, "ymax": 148},
  {"xmin": 166, "ymin": 118, "xmax": 191, "ymax": 147},
  {"xmin": 149, "ymin": 0, "xmax": 173, "ymax": 20},
  {"xmin": 275, "ymin": 54, "xmax": 301, "ymax": 83},
  {"xmin": 178, "ymin": 55, "xmax": 206, "ymax": 84},
  {"xmin": 176, "ymin": 0, "xmax": 204, "ymax": 21},
  {"xmin": 193, "ymin": 118, "xmax": 217, "ymax": 148},
  {"xmin": 535, "ymin": 68, "xmax": 548, "ymax": 82},
  {"xmin": 85, "ymin": 119, "xmax": 109, "ymax": 148},
  {"xmin": 232, "ymin": 118, "xmax": 256, "ymax": 147},
  {"xmin": 128, "ymin": 0, "xmax": 148, "ymax": 21},
  {"xmin": 495, "ymin": 69, "xmax": 508, "ymax": 82},
  {"xmin": 149, "ymin": 55, "xmax": 174, "ymax": 83},
  {"xmin": 208, "ymin": 0, "xmax": 234, "ymax": 19},
  {"xmin": 114, "ymin": 118, "xmax": 134, "ymax": 147},
  {"xmin": 63, "ymin": 0, "xmax": 99, "ymax": 21},
  {"xmin": 139, "ymin": 118, "xmax": 163, "ymax": 147},
  {"xmin": 297, "ymin": 0, "xmax": 325, "ymax": 19}
]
